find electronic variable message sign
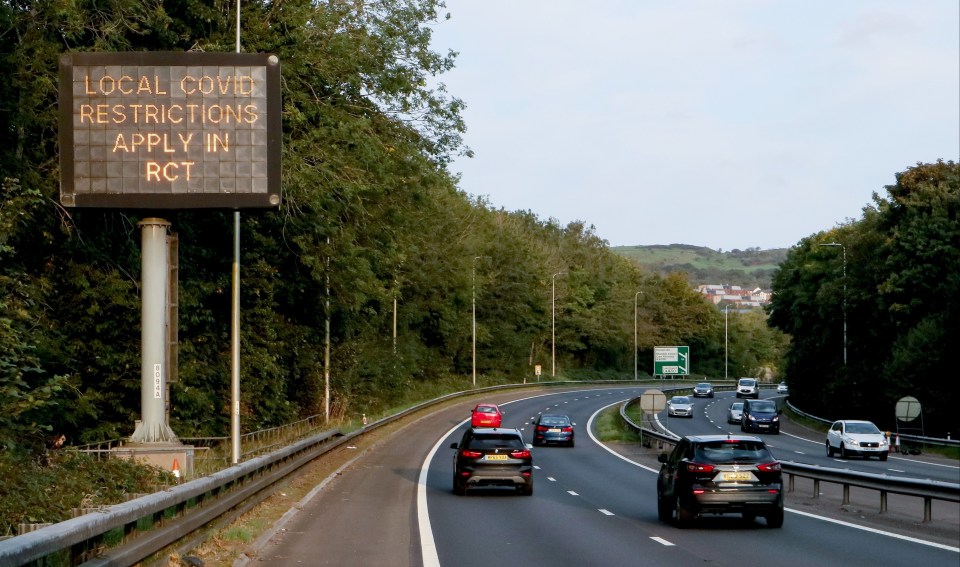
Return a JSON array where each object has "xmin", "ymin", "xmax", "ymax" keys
[{"xmin": 59, "ymin": 52, "xmax": 281, "ymax": 209}]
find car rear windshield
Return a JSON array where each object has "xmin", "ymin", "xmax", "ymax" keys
[
  {"xmin": 694, "ymin": 440, "xmax": 771, "ymax": 463},
  {"xmin": 467, "ymin": 434, "xmax": 524, "ymax": 450},
  {"xmin": 749, "ymin": 401, "xmax": 777, "ymax": 412},
  {"xmin": 475, "ymin": 406, "xmax": 497, "ymax": 414},
  {"xmin": 540, "ymin": 416, "xmax": 570, "ymax": 426},
  {"xmin": 846, "ymin": 422, "xmax": 881, "ymax": 434}
]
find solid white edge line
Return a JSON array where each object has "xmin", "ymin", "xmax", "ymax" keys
[
  {"xmin": 586, "ymin": 399, "xmax": 959, "ymax": 552},
  {"xmin": 786, "ymin": 508, "xmax": 959, "ymax": 553}
]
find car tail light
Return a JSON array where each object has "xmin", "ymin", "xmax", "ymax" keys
[
  {"xmin": 510, "ymin": 449, "xmax": 531, "ymax": 458},
  {"xmin": 757, "ymin": 462, "xmax": 781, "ymax": 472},
  {"xmin": 561, "ymin": 426, "xmax": 573, "ymax": 432},
  {"xmin": 535, "ymin": 425, "xmax": 549, "ymax": 432},
  {"xmin": 460, "ymin": 450, "xmax": 482, "ymax": 458},
  {"xmin": 685, "ymin": 462, "xmax": 715, "ymax": 473}
]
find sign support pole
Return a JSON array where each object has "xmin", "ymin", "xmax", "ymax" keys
[{"xmin": 131, "ymin": 218, "xmax": 178, "ymax": 443}]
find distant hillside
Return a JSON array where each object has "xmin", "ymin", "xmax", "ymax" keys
[{"xmin": 612, "ymin": 244, "xmax": 789, "ymax": 290}]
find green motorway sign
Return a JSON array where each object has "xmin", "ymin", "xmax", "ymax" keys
[{"xmin": 654, "ymin": 346, "xmax": 689, "ymax": 376}]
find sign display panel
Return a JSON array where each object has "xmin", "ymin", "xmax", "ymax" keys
[
  {"xmin": 653, "ymin": 346, "xmax": 690, "ymax": 376},
  {"xmin": 59, "ymin": 52, "xmax": 281, "ymax": 208}
]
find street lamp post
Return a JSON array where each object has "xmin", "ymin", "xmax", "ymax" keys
[
  {"xmin": 819, "ymin": 242, "xmax": 847, "ymax": 365},
  {"xmin": 472, "ymin": 256, "xmax": 481, "ymax": 387},
  {"xmin": 552, "ymin": 272, "xmax": 566, "ymax": 378},
  {"xmin": 724, "ymin": 303, "xmax": 734, "ymax": 379},
  {"xmin": 634, "ymin": 291, "xmax": 643, "ymax": 380}
]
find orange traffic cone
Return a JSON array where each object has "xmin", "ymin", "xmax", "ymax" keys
[{"xmin": 172, "ymin": 458, "xmax": 181, "ymax": 481}]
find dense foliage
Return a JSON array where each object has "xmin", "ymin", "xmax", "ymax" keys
[
  {"xmin": 1, "ymin": 1, "xmax": 758, "ymax": 455},
  {"xmin": 768, "ymin": 160, "xmax": 959, "ymax": 435}
]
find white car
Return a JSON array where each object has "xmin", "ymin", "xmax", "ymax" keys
[
  {"xmin": 776, "ymin": 382, "xmax": 788, "ymax": 394},
  {"xmin": 666, "ymin": 396, "xmax": 694, "ymax": 418},
  {"xmin": 736, "ymin": 378, "xmax": 759, "ymax": 399},
  {"xmin": 826, "ymin": 420, "xmax": 889, "ymax": 460}
]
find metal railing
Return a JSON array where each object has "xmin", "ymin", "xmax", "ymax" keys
[{"xmin": 619, "ymin": 396, "xmax": 960, "ymax": 523}]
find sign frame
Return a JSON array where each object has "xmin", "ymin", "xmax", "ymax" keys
[{"xmin": 59, "ymin": 51, "xmax": 282, "ymax": 209}]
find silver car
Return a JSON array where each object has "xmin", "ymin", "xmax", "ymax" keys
[
  {"xmin": 666, "ymin": 396, "xmax": 694, "ymax": 418},
  {"xmin": 726, "ymin": 401, "xmax": 744, "ymax": 424},
  {"xmin": 693, "ymin": 382, "xmax": 714, "ymax": 398}
]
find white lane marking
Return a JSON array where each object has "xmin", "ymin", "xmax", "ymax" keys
[
  {"xmin": 888, "ymin": 468, "xmax": 905, "ymax": 473},
  {"xmin": 599, "ymin": 509, "xmax": 615, "ymax": 516},
  {"xmin": 794, "ymin": 451, "xmax": 805, "ymax": 455},
  {"xmin": 650, "ymin": 537, "xmax": 675, "ymax": 546},
  {"xmin": 787, "ymin": 509, "xmax": 959, "ymax": 552},
  {"xmin": 533, "ymin": 465, "xmax": 541, "ymax": 470},
  {"xmin": 568, "ymin": 490, "xmax": 579, "ymax": 496},
  {"xmin": 584, "ymin": 401, "xmax": 960, "ymax": 552}
]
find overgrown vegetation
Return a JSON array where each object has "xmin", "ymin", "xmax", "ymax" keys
[{"xmin": 0, "ymin": 449, "xmax": 175, "ymax": 536}]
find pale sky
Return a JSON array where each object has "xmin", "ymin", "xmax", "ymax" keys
[{"xmin": 428, "ymin": 0, "xmax": 960, "ymax": 251}]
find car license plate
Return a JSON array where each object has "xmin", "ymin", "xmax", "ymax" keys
[
  {"xmin": 759, "ymin": 424, "xmax": 769, "ymax": 428},
  {"xmin": 486, "ymin": 454, "xmax": 508, "ymax": 461},
  {"xmin": 723, "ymin": 472, "xmax": 752, "ymax": 481},
  {"xmin": 548, "ymin": 428, "xmax": 561, "ymax": 433}
]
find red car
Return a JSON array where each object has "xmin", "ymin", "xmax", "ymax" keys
[{"xmin": 471, "ymin": 403, "xmax": 503, "ymax": 428}]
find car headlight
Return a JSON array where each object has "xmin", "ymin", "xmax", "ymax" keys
[
  {"xmin": 844, "ymin": 437, "xmax": 860, "ymax": 446},
  {"xmin": 880, "ymin": 438, "xmax": 889, "ymax": 446},
  {"xmin": 748, "ymin": 414, "xmax": 756, "ymax": 421},
  {"xmin": 772, "ymin": 416, "xmax": 779, "ymax": 422}
]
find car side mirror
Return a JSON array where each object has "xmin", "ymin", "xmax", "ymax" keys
[
  {"xmin": 657, "ymin": 453, "xmax": 669, "ymax": 464},
  {"xmin": 450, "ymin": 442, "xmax": 459, "ymax": 450}
]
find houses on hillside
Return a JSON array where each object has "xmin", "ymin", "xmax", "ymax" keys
[{"xmin": 696, "ymin": 284, "xmax": 771, "ymax": 308}]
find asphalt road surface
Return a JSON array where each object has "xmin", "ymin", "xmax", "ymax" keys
[{"xmin": 244, "ymin": 385, "xmax": 959, "ymax": 567}]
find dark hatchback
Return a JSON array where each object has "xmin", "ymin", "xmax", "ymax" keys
[
  {"xmin": 531, "ymin": 413, "xmax": 575, "ymax": 447},
  {"xmin": 451, "ymin": 428, "xmax": 533, "ymax": 495},
  {"xmin": 657, "ymin": 434, "xmax": 783, "ymax": 528}
]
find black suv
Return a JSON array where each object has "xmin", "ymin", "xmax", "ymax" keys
[
  {"xmin": 740, "ymin": 398, "xmax": 781, "ymax": 434},
  {"xmin": 451, "ymin": 428, "xmax": 533, "ymax": 495},
  {"xmin": 656, "ymin": 434, "xmax": 783, "ymax": 528}
]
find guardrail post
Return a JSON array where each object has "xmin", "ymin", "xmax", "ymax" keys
[
  {"xmin": 842, "ymin": 484, "xmax": 850, "ymax": 505},
  {"xmin": 923, "ymin": 498, "xmax": 932, "ymax": 522},
  {"xmin": 813, "ymin": 479, "xmax": 820, "ymax": 499},
  {"xmin": 787, "ymin": 473, "xmax": 795, "ymax": 493},
  {"xmin": 880, "ymin": 490, "xmax": 887, "ymax": 514}
]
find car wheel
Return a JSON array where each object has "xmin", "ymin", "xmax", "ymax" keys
[
  {"xmin": 521, "ymin": 479, "xmax": 533, "ymax": 496},
  {"xmin": 453, "ymin": 475, "xmax": 466, "ymax": 496},
  {"xmin": 568, "ymin": 439, "xmax": 575, "ymax": 448},
  {"xmin": 826, "ymin": 442, "xmax": 834, "ymax": 457},
  {"xmin": 766, "ymin": 507, "xmax": 784, "ymax": 528},
  {"xmin": 674, "ymin": 496, "xmax": 693, "ymax": 527},
  {"xmin": 740, "ymin": 422, "xmax": 747, "ymax": 432},
  {"xmin": 657, "ymin": 493, "xmax": 671, "ymax": 522},
  {"xmin": 880, "ymin": 452, "xmax": 888, "ymax": 461},
  {"xmin": 840, "ymin": 444, "xmax": 848, "ymax": 459},
  {"xmin": 741, "ymin": 512, "xmax": 757, "ymax": 524},
  {"xmin": 772, "ymin": 428, "xmax": 780, "ymax": 435}
]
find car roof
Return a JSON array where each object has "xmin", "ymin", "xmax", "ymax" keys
[
  {"xmin": 470, "ymin": 427, "xmax": 520, "ymax": 435},
  {"xmin": 685, "ymin": 434, "xmax": 763, "ymax": 443},
  {"xmin": 836, "ymin": 419, "xmax": 876, "ymax": 425},
  {"xmin": 474, "ymin": 403, "xmax": 499, "ymax": 409}
]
